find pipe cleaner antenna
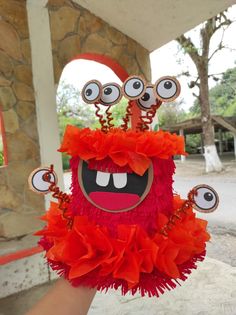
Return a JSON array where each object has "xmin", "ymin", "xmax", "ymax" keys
[
  {"xmin": 94, "ymin": 103, "xmax": 108, "ymax": 132},
  {"xmin": 105, "ymin": 106, "xmax": 114, "ymax": 129},
  {"xmin": 28, "ymin": 165, "xmax": 73, "ymax": 228},
  {"xmin": 43, "ymin": 165, "xmax": 73, "ymax": 228},
  {"xmin": 81, "ymin": 80, "xmax": 109, "ymax": 132},
  {"xmin": 121, "ymin": 100, "xmax": 133, "ymax": 131},
  {"xmin": 99, "ymin": 82, "xmax": 122, "ymax": 130},
  {"xmin": 135, "ymin": 84, "xmax": 162, "ymax": 131},
  {"xmin": 121, "ymin": 76, "xmax": 147, "ymax": 131},
  {"xmin": 136, "ymin": 101, "xmax": 162, "ymax": 131}
]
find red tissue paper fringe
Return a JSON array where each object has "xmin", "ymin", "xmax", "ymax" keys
[
  {"xmin": 36, "ymin": 196, "xmax": 210, "ymax": 297},
  {"xmin": 58, "ymin": 125, "xmax": 186, "ymax": 176}
]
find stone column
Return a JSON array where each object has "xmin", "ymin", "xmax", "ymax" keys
[{"xmin": 27, "ymin": 0, "xmax": 64, "ymax": 207}]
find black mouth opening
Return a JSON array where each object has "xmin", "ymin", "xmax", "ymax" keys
[
  {"xmin": 78, "ymin": 160, "xmax": 153, "ymax": 212},
  {"xmin": 80, "ymin": 161, "xmax": 149, "ymax": 196}
]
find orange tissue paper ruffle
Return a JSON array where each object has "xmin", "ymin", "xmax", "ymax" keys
[
  {"xmin": 36, "ymin": 196, "xmax": 210, "ymax": 289},
  {"xmin": 58, "ymin": 125, "xmax": 186, "ymax": 175}
]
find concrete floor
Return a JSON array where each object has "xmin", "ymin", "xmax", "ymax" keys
[
  {"xmin": 173, "ymin": 159, "xmax": 236, "ymax": 232},
  {"xmin": 1, "ymin": 255, "xmax": 236, "ymax": 315},
  {"xmin": 0, "ymin": 281, "xmax": 52, "ymax": 315}
]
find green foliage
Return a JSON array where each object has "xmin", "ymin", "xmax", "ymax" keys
[
  {"xmin": 224, "ymin": 100, "xmax": 236, "ymax": 116},
  {"xmin": 190, "ymin": 66, "xmax": 236, "ymax": 116},
  {"xmin": 184, "ymin": 67, "xmax": 236, "ymax": 153},
  {"xmin": 0, "ymin": 151, "xmax": 3, "ymax": 166},
  {"xmin": 0, "ymin": 137, "xmax": 4, "ymax": 166},
  {"xmin": 58, "ymin": 106, "xmax": 88, "ymax": 170},
  {"xmin": 189, "ymin": 99, "xmax": 200, "ymax": 116},
  {"xmin": 57, "ymin": 81, "xmax": 97, "ymax": 130},
  {"xmin": 156, "ymin": 103, "xmax": 203, "ymax": 153},
  {"xmin": 62, "ymin": 153, "xmax": 70, "ymax": 170},
  {"xmin": 57, "ymin": 83, "xmax": 130, "ymax": 169},
  {"xmin": 58, "ymin": 115, "xmax": 84, "ymax": 139},
  {"xmin": 158, "ymin": 102, "xmax": 187, "ymax": 128},
  {"xmin": 110, "ymin": 97, "xmax": 128, "ymax": 127},
  {"xmin": 185, "ymin": 134, "xmax": 201, "ymax": 153},
  {"xmin": 57, "ymin": 82, "xmax": 98, "ymax": 170}
]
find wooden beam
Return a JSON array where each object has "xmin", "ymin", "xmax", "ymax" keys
[
  {"xmin": 168, "ymin": 119, "xmax": 202, "ymax": 133},
  {"xmin": 212, "ymin": 116, "xmax": 236, "ymax": 133},
  {"xmin": 167, "ymin": 116, "xmax": 236, "ymax": 135}
]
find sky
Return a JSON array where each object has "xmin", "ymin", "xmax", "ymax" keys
[{"xmin": 58, "ymin": 5, "xmax": 236, "ymax": 112}]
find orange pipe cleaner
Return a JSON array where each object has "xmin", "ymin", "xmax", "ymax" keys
[
  {"xmin": 121, "ymin": 100, "xmax": 133, "ymax": 131},
  {"xmin": 105, "ymin": 107, "xmax": 114, "ymax": 129}
]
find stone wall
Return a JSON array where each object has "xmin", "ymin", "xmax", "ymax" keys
[
  {"xmin": 48, "ymin": 0, "xmax": 151, "ymax": 84},
  {"xmin": 0, "ymin": 0, "xmax": 151, "ymax": 240},
  {"xmin": 0, "ymin": 0, "xmax": 44, "ymax": 238}
]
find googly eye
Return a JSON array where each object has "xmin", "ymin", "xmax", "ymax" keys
[
  {"xmin": 28, "ymin": 167, "xmax": 57, "ymax": 195},
  {"xmin": 81, "ymin": 80, "xmax": 102, "ymax": 104},
  {"xmin": 100, "ymin": 83, "xmax": 122, "ymax": 106},
  {"xmin": 154, "ymin": 76, "xmax": 180, "ymax": 102},
  {"xmin": 192, "ymin": 185, "xmax": 219, "ymax": 213},
  {"xmin": 137, "ymin": 85, "xmax": 158, "ymax": 111},
  {"xmin": 122, "ymin": 75, "xmax": 146, "ymax": 100}
]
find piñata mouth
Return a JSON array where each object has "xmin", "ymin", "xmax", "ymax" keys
[{"xmin": 78, "ymin": 160, "xmax": 153, "ymax": 212}]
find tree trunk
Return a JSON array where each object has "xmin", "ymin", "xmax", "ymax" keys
[
  {"xmin": 176, "ymin": 14, "xmax": 231, "ymax": 172},
  {"xmin": 198, "ymin": 63, "xmax": 223, "ymax": 172}
]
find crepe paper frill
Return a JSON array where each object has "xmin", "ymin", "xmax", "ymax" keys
[
  {"xmin": 58, "ymin": 125, "xmax": 186, "ymax": 175},
  {"xmin": 36, "ymin": 196, "xmax": 210, "ymax": 297}
]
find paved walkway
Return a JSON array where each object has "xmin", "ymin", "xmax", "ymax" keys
[
  {"xmin": 0, "ymin": 257, "xmax": 236, "ymax": 315},
  {"xmin": 174, "ymin": 160, "xmax": 236, "ymax": 233},
  {"xmin": 89, "ymin": 258, "xmax": 236, "ymax": 315}
]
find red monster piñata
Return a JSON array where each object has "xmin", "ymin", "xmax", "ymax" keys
[{"xmin": 29, "ymin": 75, "xmax": 219, "ymax": 297}]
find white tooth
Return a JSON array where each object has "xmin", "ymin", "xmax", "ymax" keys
[
  {"xmin": 113, "ymin": 173, "xmax": 127, "ymax": 189},
  {"xmin": 96, "ymin": 171, "xmax": 110, "ymax": 187}
]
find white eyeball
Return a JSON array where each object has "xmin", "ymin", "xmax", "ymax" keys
[
  {"xmin": 28, "ymin": 167, "xmax": 57, "ymax": 194},
  {"xmin": 137, "ymin": 85, "xmax": 157, "ymax": 111},
  {"xmin": 122, "ymin": 75, "xmax": 146, "ymax": 100},
  {"xmin": 154, "ymin": 76, "xmax": 180, "ymax": 102},
  {"xmin": 100, "ymin": 83, "xmax": 122, "ymax": 106},
  {"xmin": 82, "ymin": 80, "xmax": 102, "ymax": 104},
  {"xmin": 192, "ymin": 185, "xmax": 219, "ymax": 213}
]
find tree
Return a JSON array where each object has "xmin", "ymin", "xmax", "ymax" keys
[
  {"xmin": 190, "ymin": 66, "xmax": 236, "ymax": 116},
  {"xmin": 57, "ymin": 81, "xmax": 128, "ymax": 132},
  {"xmin": 110, "ymin": 97, "xmax": 128, "ymax": 127},
  {"xmin": 176, "ymin": 12, "xmax": 233, "ymax": 172},
  {"xmin": 56, "ymin": 82, "xmax": 97, "ymax": 170},
  {"xmin": 56, "ymin": 82, "xmax": 129, "ymax": 169},
  {"xmin": 158, "ymin": 101, "xmax": 187, "ymax": 128},
  {"xmin": 57, "ymin": 81, "xmax": 97, "ymax": 132}
]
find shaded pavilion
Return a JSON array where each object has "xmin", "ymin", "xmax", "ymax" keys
[{"xmin": 164, "ymin": 115, "xmax": 236, "ymax": 161}]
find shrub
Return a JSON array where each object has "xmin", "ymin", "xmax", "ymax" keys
[
  {"xmin": 62, "ymin": 153, "xmax": 70, "ymax": 171},
  {"xmin": 0, "ymin": 151, "xmax": 4, "ymax": 166}
]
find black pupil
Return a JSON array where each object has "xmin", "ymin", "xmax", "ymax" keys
[
  {"xmin": 86, "ymin": 88, "xmax": 92, "ymax": 96},
  {"xmin": 133, "ymin": 81, "xmax": 141, "ymax": 89},
  {"xmin": 104, "ymin": 87, "xmax": 112, "ymax": 95},
  {"xmin": 204, "ymin": 192, "xmax": 213, "ymax": 202},
  {"xmin": 141, "ymin": 92, "xmax": 150, "ymax": 101},
  {"xmin": 164, "ymin": 81, "xmax": 172, "ymax": 89}
]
